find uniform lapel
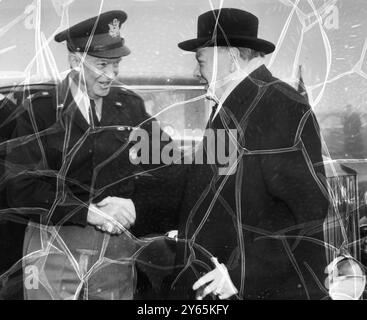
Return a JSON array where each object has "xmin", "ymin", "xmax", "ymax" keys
[
  {"xmin": 57, "ymin": 74, "xmax": 90, "ymax": 132},
  {"xmin": 59, "ymin": 82, "xmax": 134, "ymax": 129}
]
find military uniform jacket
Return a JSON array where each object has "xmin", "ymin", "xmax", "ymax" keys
[
  {"xmin": 173, "ymin": 65, "xmax": 330, "ymax": 300},
  {"xmin": 6, "ymin": 74, "xmax": 184, "ymax": 235}
]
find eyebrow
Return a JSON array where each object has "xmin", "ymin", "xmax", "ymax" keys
[{"xmin": 97, "ymin": 58, "xmax": 122, "ymax": 64}]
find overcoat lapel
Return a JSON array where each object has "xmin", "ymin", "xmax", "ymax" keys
[{"xmin": 215, "ymin": 65, "xmax": 273, "ymax": 130}]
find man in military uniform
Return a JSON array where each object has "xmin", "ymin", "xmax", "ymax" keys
[
  {"xmin": 6, "ymin": 10, "xmax": 185, "ymax": 300},
  {"xmin": 0, "ymin": 94, "xmax": 26, "ymax": 299},
  {"xmin": 0, "ymin": 94, "xmax": 19, "ymax": 267}
]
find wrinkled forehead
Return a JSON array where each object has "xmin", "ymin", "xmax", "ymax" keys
[
  {"xmin": 196, "ymin": 47, "xmax": 214, "ymax": 59},
  {"xmin": 82, "ymin": 53, "xmax": 122, "ymax": 64},
  {"xmin": 196, "ymin": 46, "xmax": 229, "ymax": 60}
]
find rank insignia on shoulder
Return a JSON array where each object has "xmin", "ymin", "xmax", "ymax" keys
[{"xmin": 27, "ymin": 91, "xmax": 51, "ymax": 103}]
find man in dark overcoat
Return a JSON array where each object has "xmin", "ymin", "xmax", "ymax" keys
[{"xmin": 170, "ymin": 8, "xmax": 330, "ymax": 300}]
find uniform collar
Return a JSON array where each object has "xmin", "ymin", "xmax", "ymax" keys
[
  {"xmin": 68, "ymin": 74, "xmax": 103, "ymax": 123},
  {"xmin": 210, "ymin": 65, "xmax": 273, "ymax": 129},
  {"xmin": 55, "ymin": 73, "xmax": 90, "ymax": 132}
]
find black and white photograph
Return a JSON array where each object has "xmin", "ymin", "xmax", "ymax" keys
[{"xmin": 0, "ymin": 0, "xmax": 366, "ymax": 306}]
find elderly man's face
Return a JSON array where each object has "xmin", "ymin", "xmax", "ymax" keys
[
  {"xmin": 81, "ymin": 55, "xmax": 121, "ymax": 99},
  {"xmin": 194, "ymin": 47, "xmax": 232, "ymax": 97}
]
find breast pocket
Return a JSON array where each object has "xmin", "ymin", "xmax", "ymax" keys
[
  {"xmin": 96, "ymin": 128, "xmax": 137, "ymax": 173},
  {"xmin": 109, "ymin": 128, "xmax": 135, "ymax": 160}
]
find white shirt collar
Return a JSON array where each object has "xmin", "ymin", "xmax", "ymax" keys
[{"xmin": 68, "ymin": 75, "xmax": 102, "ymax": 124}]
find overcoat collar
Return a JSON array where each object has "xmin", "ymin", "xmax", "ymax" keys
[{"xmin": 213, "ymin": 64, "xmax": 273, "ymax": 128}]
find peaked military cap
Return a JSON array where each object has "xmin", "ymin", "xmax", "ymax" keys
[{"xmin": 54, "ymin": 10, "xmax": 130, "ymax": 58}]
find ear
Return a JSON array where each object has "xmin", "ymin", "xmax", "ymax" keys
[
  {"xmin": 228, "ymin": 47, "xmax": 240, "ymax": 73},
  {"xmin": 68, "ymin": 52, "xmax": 81, "ymax": 70}
]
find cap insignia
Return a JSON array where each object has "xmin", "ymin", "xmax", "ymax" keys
[{"xmin": 108, "ymin": 19, "xmax": 120, "ymax": 38}]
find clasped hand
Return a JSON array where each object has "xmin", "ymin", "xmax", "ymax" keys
[{"xmin": 87, "ymin": 196, "xmax": 136, "ymax": 235}]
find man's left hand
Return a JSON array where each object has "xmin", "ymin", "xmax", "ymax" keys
[
  {"xmin": 96, "ymin": 196, "xmax": 136, "ymax": 231},
  {"xmin": 192, "ymin": 261, "xmax": 238, "ymax": 300}
]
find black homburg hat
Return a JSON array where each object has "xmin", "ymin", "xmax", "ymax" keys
[{"xmin": 178, "ymin": 8, "xmax": 275, "ymax": 54}]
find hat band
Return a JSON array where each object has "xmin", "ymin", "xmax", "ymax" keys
[{"xmin": 68, "ymin": 39, "xmax": 124, "ymax": 54}]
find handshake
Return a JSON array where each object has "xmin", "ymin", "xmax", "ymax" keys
[{"xmin": 87, "ymin": 196, "xmax": 136, "ymax": 235}]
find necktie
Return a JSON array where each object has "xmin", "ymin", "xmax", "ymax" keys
[
  {"xmin": 208, "ymin": 103, "xmax": 218, "ymax": 128},
  {"xmin": 203, "ymin": 103, "xmax": 218, "ymax": 165},
  {"xmin": 89, "ymin": 99, "xmax": 100, "ymax": 127}
]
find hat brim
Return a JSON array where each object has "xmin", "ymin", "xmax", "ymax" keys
[
  {"xmin": 86, "ymin": 45, "xmax": 131, "ymax": 59},
  {"xmin": 178, "ymin": 36, "xmax": 275, "ymax": 54}
]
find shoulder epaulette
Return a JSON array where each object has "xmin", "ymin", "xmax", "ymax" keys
[
  {"xmin": 117, "ymin": 86, "xmax": 141, "ymax": 99},
  {"xmin": 22, "ymin": 91, "xmax": 54, "ymax": 113},
  {"xmin": 110, "ymin": 87, "xmax": 143, "ymax": 108},
  {"xmin": 27, "ymin": 90, "xmax": 52, "ymax": 102}
]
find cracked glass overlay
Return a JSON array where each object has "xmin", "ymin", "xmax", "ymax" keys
[{"xmin": 0, "ymin": 0, "xmax": 366, "ymax": 300}]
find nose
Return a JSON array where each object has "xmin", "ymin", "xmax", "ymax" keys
[
  {"xmin": 193, "ymin": 63, "xmax": 201, "ymax": 79},
  {"xmin": 104, "ymin": 64, "xmax": 119, "ymax": 80}
]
